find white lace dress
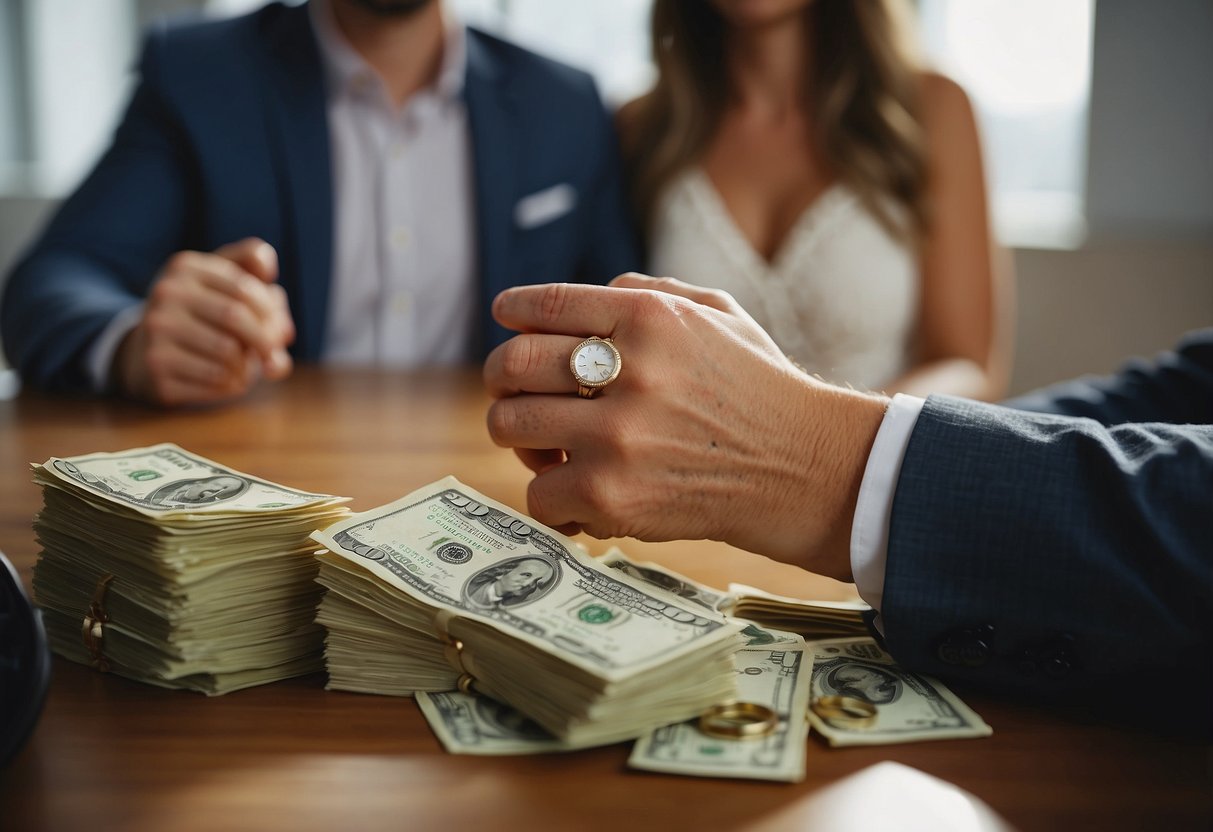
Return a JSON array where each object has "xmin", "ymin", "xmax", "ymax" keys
[{"xmin": 648, "ymin": 168, "xmax": 919, "ymax": 391}]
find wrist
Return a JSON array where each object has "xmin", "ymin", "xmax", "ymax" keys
[{"xmin": 756, "ymin": 374, "xmax": 888, "ymax": 580}]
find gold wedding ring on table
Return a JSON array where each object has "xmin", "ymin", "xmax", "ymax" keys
[
  {"xmin": 569, "ymin": 336, "xmax": 621, "ymax": 399},
  {"xmin": 809, "ymin": 695, "xmax": 878, "ymax": 730},
  {"xmin": 697, "ymin": 701, "xmax": 779, "ymax": 740}
]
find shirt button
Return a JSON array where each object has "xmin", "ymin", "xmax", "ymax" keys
[
  {"xmin": 390, "ymin": 227, "xmax": 411, "ymax": 249},
  {"xmin": 934, "ymin": 624, "xmax": 994, "ymax": 667},
  {"xmin": 390, "ymin": 142, "xmax": 406, "ymax": 160}
]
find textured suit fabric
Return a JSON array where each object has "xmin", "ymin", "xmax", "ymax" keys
[
  {"xmin": 881, "ymin": 329, "xmax": 1213, "ymax": 710},
  {"xmin": 1, "ymin": 2, "xmax": 640, "ymax": 392}
]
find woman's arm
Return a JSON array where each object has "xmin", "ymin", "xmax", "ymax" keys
[{"xmin": 884, "ymin": 73, "xmax": 1013, "ymax": 402}]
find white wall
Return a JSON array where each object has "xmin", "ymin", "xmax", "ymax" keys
[
  {"xmin": 1009, "ymin": 242, "xmax": 1213, "ymax": 395},
  {"xmin": 1004, "ymin": 0, "xmax": 1213, "ymax": 395}
]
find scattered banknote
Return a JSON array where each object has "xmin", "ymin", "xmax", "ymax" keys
[
  {"xmin": 806, "ymin": 637, "xmax": 993, "ymax": 746},
  {"xmin": 311, "ymin": 477, "xmax": 746, "ymax": 746},
  {"xmin": 417, "ymin": 690, "xmax": 594, "ymax": 755},
  {"xmin": 30, "ymin": 444, "xmax": 350, "ymax": 694},
  {"xmin": 629, "ymin": 624, "xmax": 812, "ymax": 783}
]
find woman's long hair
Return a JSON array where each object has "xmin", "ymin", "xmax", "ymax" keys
[{"xmin": 625, "ymin": 0, "xmax": 929, "ymax": 245}]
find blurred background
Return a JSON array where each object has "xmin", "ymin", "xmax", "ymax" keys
[{"xmin": 0, "ymin": 0, "xmax": 1209, "ymax": 395}]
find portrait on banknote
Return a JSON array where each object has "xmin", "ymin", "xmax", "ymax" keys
[
  {"xmin": 464, "ymin": 556, "xmax": 558, "ymax": 610},
  {"xmin": 814, "ymin": 658, "xmax": 903, "ymax": 705},
  {"xmin": 146, "ymin": 475, "xmax": 251, "ymax": 507}
]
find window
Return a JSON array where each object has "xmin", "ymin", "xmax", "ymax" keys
[
  {"xmin": 454, "ymin": 0, "xmax": 652, "ymax": 107},
  {"xmin": 1, "ymin": 0, "xmax": 1095, "ymax": 250},
  {"xmin": 918, "ymin": 0, "xmax": 1096, "ymax": 248},
  {"xmin": 0, "ymin": 0, "xmax": 136, "ymax": 195}
]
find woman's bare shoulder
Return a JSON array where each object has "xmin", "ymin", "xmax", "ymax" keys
[{"xmin": 916, "ymin": 71, "xmax": 978, "ymax": 134}]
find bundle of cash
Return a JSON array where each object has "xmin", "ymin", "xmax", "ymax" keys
[
  {"xmin": 418, "ymin": 624, "xmax": 813, "ymax": 782},
  {"xmin": 805, "ymin": 637, "xmax": 993, "ymax": 746},
  {"xmin": 413, "ymin": 550, "xmax": 991, "ymax": 775},
  {"xmin": 727, "ymin": 583, "xmax": 871, "ymax": 640},
  {"xmin": 416, "ymin": 549, "xmax": 813, "ymax": 781},
  {"xmin": 311, "ymin": 477, "xmax": 746, "ymax": 746},
  {"xmin": 598, "ymin": 548, "xmax": 870, "ymax": 639},
  {"xmin": 30, "ymin": 444, "xmax": 350, "ymax": 695}
]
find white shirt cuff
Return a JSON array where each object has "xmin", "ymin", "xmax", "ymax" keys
[
  {"xmin": 84, "ymin": 304, "xmax": 144, "ymax": 393},
  {"xmin": 850, "ymin": 393, "xmax": 926, "ymax": 634}
]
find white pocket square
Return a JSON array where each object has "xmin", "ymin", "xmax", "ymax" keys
[{"xmin": 514, "ymin": 183, "xmax": 577, "ymax": 229}]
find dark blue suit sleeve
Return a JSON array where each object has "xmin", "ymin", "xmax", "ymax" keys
[
  {"xmin": 0, "ymin": 33, "xmax": 198, "ymax": 392},
  {"xmin": 880, "ymin": 342, "xmax": 1213, "ymax": 712},
  {"xmin": 1004, "ymin": 328, "xmax": 1213, "ymax": 424}
]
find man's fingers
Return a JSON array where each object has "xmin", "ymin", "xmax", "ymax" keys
[
  {"xmin": 514, "ymin": 447, "xmax": 566, "ymax": 475},
  {"xmin": 269, "ymin": 284, "xmax": 297, "ymax": 345},
  {"xmin": 492, "ymin": 281, "xmax": 644, "ymax": 337},
  {"xmin": 185, "ymin": 283, "xmax": 279, "ymax": 356},
  {"xmin": 524, "ymin": 462, "xmax": 589, "ymax": 534},
  {"xmin": 484, "ymin": 334, "xmax": 585, "ymax": 398},
  {"xmin": 146, "ymin": 337, "xmax": 244, "ymax": 388},
  {"xmin": 191, "ymin": 260, "xmax": 285, "ymax": 331},
  {"xmin": 608, "ymin": 272, "xmax": 742, "ymax": 315},
  {"xmin": 213, "ymin": 237, "xmax": 279, "ymax": 283},
  {"xmin": 134, "ymin": 339, "xmax": 256, "ymax": 406},
  {"xmin": 486, "ymin": 395, "xmax": 584, "ymax": 451}
]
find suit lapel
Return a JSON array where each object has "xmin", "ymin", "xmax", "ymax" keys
[
  {"xmin": 464, "ymin": 30, "xmax": 519, "ymax": 356},
  {"xmin": 259, "ymin": 3, "xmax": 333, "ymax": 361}
]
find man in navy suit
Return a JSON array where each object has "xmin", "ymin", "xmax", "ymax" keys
[
  {"xmin": 1, "ymin": 0, "xmax": 640, "ymax": 405},
  {"xmin": 480, "ymin": 275, "xmax": 1212, "ymax": 715}
]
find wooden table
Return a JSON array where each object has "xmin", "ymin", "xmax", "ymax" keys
[{"xmin": 1, "ymin": 368, "xmax": 1209, "ymax": 831}]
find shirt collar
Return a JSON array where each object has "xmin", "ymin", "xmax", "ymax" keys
[{"xmin": 308, "ymin": 0, "xmax": 467, "ymax": 104}]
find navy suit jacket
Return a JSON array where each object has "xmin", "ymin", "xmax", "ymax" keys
[
  {"xmin": 1, "ymin": 2, "xmax": 641, "ymax": 392},
  {"xmin": 882, "ymin": 329, "xmax": 1213, "ymax": 716}
]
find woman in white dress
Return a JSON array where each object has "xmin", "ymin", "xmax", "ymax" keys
[{"xmin": 618, "ymin": 0, "xmax": 1009, "ymax": 398}]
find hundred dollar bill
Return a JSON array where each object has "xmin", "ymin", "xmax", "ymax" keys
[
  {"xmin": 311, "ymin": 477, "xmax": 745, "ymax": 744},
  {"xmin": 806, "ymin": 637, "xmax": 993, "ymax": 746},
  {"xmin": 34, "ymin": 444, "xmax": 348, "ymax": 519},
  {"xmin": 599, "ymin": 547, "xmax": 732, "ymax": 614},
  {"xmin": 629, "ymin": 624, "xmax": 812, "ymax": 783},
  {"xmin": 596, "ymin": 548, "xmax": 869, "ymax": 641},
  {"xmin": 416, "ymin": 690, "xmax": 596, "ymax": 755}
]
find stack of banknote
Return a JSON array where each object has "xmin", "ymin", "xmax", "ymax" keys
[
  {"xmin": 417, "ymin": 622, "xmax": 814, "ymax": 782},
  {"xmin": 30, "ymin": 444, "xmax": 350, "ymax": 695},
  {"xmin": 726, "ymin": 583, "xmax": 871, "ymax": 639},
  {"xmin": 311, "ymin": 477, "xmax": 747, "ymax": 746},
  {"xmin": 414, "ymin": 550, "xmax": 992, "ymax": 780},
  {"xmin": 597, "ymin": 548, "xmax": 870, "ymax": 639}
]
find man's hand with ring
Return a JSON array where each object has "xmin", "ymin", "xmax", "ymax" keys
[{"xmin": 483, "ymin": 273, "xmax": 888, "ymax": 581}]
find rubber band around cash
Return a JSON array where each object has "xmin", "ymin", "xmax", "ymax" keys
[
  {"xmin": 697, "ymin": 701, "xmax": 779, "ymax": 740},
  {"xmin": 810, "ymin": 695, "xmax": 878, "ymax": 729},
  {"xmin": 433, "ymin": 609, "xmax": 479, "ymax": 693},
  {"xmin": 81, "ymin": 573, "xmax": 115, "ymax": 673}
]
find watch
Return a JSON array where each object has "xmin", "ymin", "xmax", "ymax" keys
[{"xmin": 569, "ymin": 336, "xmax": 621, "ymax": 398}]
